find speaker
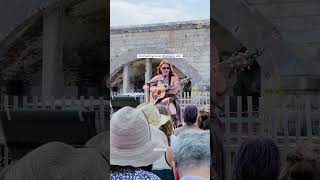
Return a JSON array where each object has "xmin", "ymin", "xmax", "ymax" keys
[{"xmin": 111, "ymin": 96, "xmax": 140, "ymax": 111}]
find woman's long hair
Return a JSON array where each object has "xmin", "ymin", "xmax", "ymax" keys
[{"xmin": 156, "ymin": 60, "xmax": 177, "ymax": 76}]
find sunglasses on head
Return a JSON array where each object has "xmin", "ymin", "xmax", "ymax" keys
[{"xmin": 162, "ymin": 67, "xmax": 170, "ymax": 70}]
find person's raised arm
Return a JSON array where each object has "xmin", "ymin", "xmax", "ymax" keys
[{"xmin": 143, "ymin": 75, "xmax": 159, "ymax": 92}]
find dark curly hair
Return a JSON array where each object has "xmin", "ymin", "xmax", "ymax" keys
[{"xmin": 183, "ymin": 105, "xmax": 198, "ymax": 126}]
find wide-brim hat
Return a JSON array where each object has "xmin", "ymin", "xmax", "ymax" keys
[
  {"xmin": 136, "ymin": 103, "xmax": 171, "ymax": 128},
  {"xmin": 3, "ymin": 142, "xmax": 109, "ymax": 180},
  {"xmin": 110, "ymin": 106, "xmax": 167, "ymax": 167},
  {"xmin": 85, "ymin": 130, "xmax": 110, "ymax": 162}
]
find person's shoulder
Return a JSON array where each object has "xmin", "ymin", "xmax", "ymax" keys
[
  {"xmin": 151, "ymin": 75, "xmax": 161, "ymax": 81},
  {"xmin": 173, "ymin": 126, "xmax": 185, "ymax": 135},
  {"xmin": 170, "ymin": 75, "xmax": 179, "ymax": 83},
  {"xmin": 181, "ymin": 176, "xmax": 207, "ymax": 180},
  {"xmin": 172, "ymin": 75, "xmax": 179, "ymax": 80},
  {"xmin": 151, "ymin": 126, "xmax": 169, "ymax": 146}
]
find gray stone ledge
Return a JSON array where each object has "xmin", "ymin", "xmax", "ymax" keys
[
  {"xmin": 111, "ymin": 20, "xmax": 210, "ymax": 34},
  {"xmin": 280, "ymin": 76, "xmax": 320, "ymax": 91},
  {"xmin": 260, "ymin": 76, "xmax": 320, "ymax": 93}
]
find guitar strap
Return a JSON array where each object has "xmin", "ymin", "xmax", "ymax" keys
[
  {"xmin": 160, "ymin": 74, "xmax": 172, "ymax": 86},
  {"xmin": 160, "ymin": 75, "xmax": 165, "ymax": 83}
]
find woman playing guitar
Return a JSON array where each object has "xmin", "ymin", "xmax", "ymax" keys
[{"xmin": 143, "ymin": 60, "xmax": 182, "ymax": 127}]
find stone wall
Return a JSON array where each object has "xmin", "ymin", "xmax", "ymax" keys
[
  {"xmin": 213, "ymin": 0, "xmax": 320, "ymax": 95},
  {"xmin": 248, "ymin": 0, "xmax": 320, "ymax": 69},
  {"xmin": 110, "ymin": 20, "xmax": 210, "ymax": 86},
  {"xmin": 247, "ymin": 0, "xmax": 320, "ymax": 93}
]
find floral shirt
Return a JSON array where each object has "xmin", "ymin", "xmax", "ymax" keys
[{"xmin": 110, "ymin": 168, "xmax": 161, "ymax": 180}]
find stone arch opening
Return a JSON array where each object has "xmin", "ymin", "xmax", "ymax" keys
[
  {"xmin": 214, "ymin": 22, "xmax": 261, "ymax": 96},
  {"xmin": 111, "ymin": 47, "xmax": 203, "ymax": 87},
  {"xmin": 111, "ymin": 58, "xmax": 191, "ymax": 92},
  {"xmin": 214, "ymin": 21, "xmax": 261, "ymax": 112}
]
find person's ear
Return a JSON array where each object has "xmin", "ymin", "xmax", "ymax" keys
[{"xmin": 172, "ymin": 161, "xmax": 180, "ymax": 180}]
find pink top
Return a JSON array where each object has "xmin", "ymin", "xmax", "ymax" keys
[{"xmin": 143, "ymin": 74, "xmax": 180, "ymax": 95}]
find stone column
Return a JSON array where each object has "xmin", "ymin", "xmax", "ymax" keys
[
  {"xmin": 42, "ymin": 5, "xmax": 64, "ymax": 99},
  {"xmin": 145, "ymin": 58, "xmax": 152, "ymax": 82},
  {"xmin": 123, "ymin": 63, "xmax": 130, "ymax": 93},
  {"xmin": 144, "ymin": 58, "xmax": 152, "ymax": 102}
]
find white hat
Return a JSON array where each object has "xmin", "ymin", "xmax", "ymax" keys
[
  {"xmin": 136, "ymin": 103, "xmax": 171, "ymax": 129},
  {"xmin": 110, "ymin": 106, "xmax": 167, "ymax": 167}
]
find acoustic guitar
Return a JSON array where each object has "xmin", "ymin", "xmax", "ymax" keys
[{"xmin": 149, "ymin": 77, "xmax": 191, "ymax": 104}]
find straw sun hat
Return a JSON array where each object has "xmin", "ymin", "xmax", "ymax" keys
[
  {"xmin": 110, "ymin": 106, "xmax": 167, "ymax": 167},
  {"xmin": 136, "ymin": 103, "xmax": 171, "ymax": 129}
]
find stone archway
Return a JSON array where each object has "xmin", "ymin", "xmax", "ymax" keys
[
  {"xmin": 111, "ymin": 47, "xmax": 203, "ymax": 85},
  {"xmin": 0, "ymin": 0, "xmax": 83, "ymax": 50},
  {"xmin": 111, "ymin": 58, "xmax": 190, "ymax": 91},
  {"xmin": 214, "ymin": 22, "xmax": 261, "ymax": 97},
  {"xmin": 0, "ymin": 0, "xmax": 107, "ymax": 97}
]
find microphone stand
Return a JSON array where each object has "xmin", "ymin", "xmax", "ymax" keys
[
  {"xmin": 145, "ymin": 80, "xmax": 157, "ymax": 103},
  {"xmin": 145, "ymin": 82, "xmax": 151, "ymax": 103}
]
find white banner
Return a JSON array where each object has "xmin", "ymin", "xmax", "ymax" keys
[{"xmin": 137, "ymin": 54, "xmax": 183, "ymax": 58}]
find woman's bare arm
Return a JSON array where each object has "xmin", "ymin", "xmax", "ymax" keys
[
  {"xmin": 143, "ymin": 75, "xmax": 160, "ymax": 92},
  {"xmin": 168, "ymin": 76, "xmax": 180, "ymax": 94}
]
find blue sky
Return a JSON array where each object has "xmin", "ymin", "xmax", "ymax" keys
[{"xmin": 110, "ymin": 0, "xmax": 210, "ymax": 27}]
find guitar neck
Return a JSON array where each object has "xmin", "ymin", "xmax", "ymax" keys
[{"xmin": 179, "ymin": 78, "xmax": 191, "ymax": 86}]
